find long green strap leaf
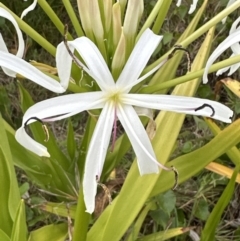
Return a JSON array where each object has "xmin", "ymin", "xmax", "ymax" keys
[
  {"xmin": 200, "ymin": 166, "xmax": 239, "ymax": 241},
  {"xmin": 28, "ymin": 223, "xmax": 68, "ymax": 241},
  {"xmin": 0, "ymin": 114, "xmax": 21, "ymax": 236},
  {"xmin": 0, "ymin": 230, "xmax": 10, "ymax": 241},
  {"xmin": 151, "ymin": 119, "xmax": 240, "ymax": 197},
  {"xmin": 11, "ymin": 200, "xmax": 27, "ymax": 241}
]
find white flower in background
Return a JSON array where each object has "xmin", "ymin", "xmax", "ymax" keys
[
  {"xmin": 222, "ymin": 0, "xmax": 237, "ymax": 24},
  {"xmin": 0, "ymin": 7, "xmax": 66, "ymax": 92},
  {"xmin": 0, "ymin": 7, "xmax": 24, "ymax": 76},
  {"xmin": 203, "ymin": 17, "xmax": 240, "ymax": 83},
  {"xmin": 217, "ymin": 16, "xmax": 240, "ymax": 76},
  {"xmin": 176, "ymin": 0, "xmax": 199, "ymax": 14},
  {"xmin": 14, "ymin": 28, "xmax": 233, "ymax": 213},
  {"xmin": 21, "ymin": 0, "xmax": 38, "ymax": 19}
]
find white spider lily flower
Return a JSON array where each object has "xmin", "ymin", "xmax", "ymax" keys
[
  {"xmin": 203, "ymin": 17, "xmax": 240, "ymax": 83},
  {"xmin": 217, "ymin": 16, "xmax": 240, "ymax": 76},
  {"xmin": 21, "ymin": 0, "xmax": 38, "ymax": 19},
  {"xmin": 17, "ymin": 29, "xmax": 233, "ymax": 213},
  {"xmin": 176, "ymin": 0, "xmax": 199, "ymax": 14}
]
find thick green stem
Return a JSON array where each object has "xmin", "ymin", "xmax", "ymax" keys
[
  {"xmin": 62, "ymin": 0, "xmax": 84, "ymax": 37},
  {"xmin": 72, "ymin": 188, "xmax": 90, "ymax": 241},
  {"xmin": 138, "ymin": 0, "xmax": 171, "ymax": 39},
  {"xmin": 37, "ymin": 0, "xmax": 73, "ymax": 39},
  {"xmin": 140, "ymin": 54, "xmax": 240, "ymax": 94}
]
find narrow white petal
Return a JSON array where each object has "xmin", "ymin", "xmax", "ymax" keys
[
  {"xmin": 203, "ymin": 30, "xmax": 240, "ymax": 84},
  {"xmin": 122, "ymin": 94, "xmax": 233, "ymax": 123},
  {"xmin": 0, "ymin": 8, "xmax": 24, "ymax": 58},
  {"xmin": 65, "ymin": 38, "xmax": 115, "ymax": 91},
  {"xmin": 22, "ymin": 92, "xmax": 106, "ymax": 124},
  {"xmin": 131, "ymin": 58, "xmax": 167, "ymax": 89},
  {"xmin": 56, "ymin": 42, "xmax": 76, "ymax": 90},
  {"xmin": 216, "ymin": 65, "xmax": 231, "ymax": 76},
  {"xmin": 0, "ymin": 34, "xmax": 12, "ymax": 76},
  {"xmin": 116, "ymin": 28, "xmax": 163, "ymax": 92},
  {"xmin": 19, "ymin": 92, "xmax": 106, "ymax": 157},
  {"xmin": 20, "ymin": 0, "xmax": 38, "ymax": 19},
  {"xmin": 228, "ymin": 62, "xmax": 240, "ymax": 75},
  {"xmin": 42, "ymin": 97, "xmax": 106, "ymax": 122},
  {"xmin": 229, "ymin": 16, "xmax": 240, "ymax": 34},
  {"xmin": 83, "ymin": 102, "xmax": 115, "ymax": 213},
  {"xmin": 222, "ymin": 0, "xmax": 236, "ymax": 24},
  {"xmin": 216, "ymin": 53, "xmax": 234, "ymax": 76},
  {"xmin": 188, "ymin": 0, "xmax": 198, "ymax": 14},
  {"xmin": 176, "ymin": 0, "xmax": 182, "ymax": 7},
  {"xmin": 117, "ymin": 104, "xmax": 160, "ymax": 175},
  {"xmin": 134, "ymin": 106, "xmax": 153, "ymax": 120},
  {"xmin": 229, "ymin": 17, "xmax": 240, "ymax": 54},
  {"xmin": 216, "ymin": 17, "xmax": 240, "ymax": 76},
  {"xmin": 0, "ymin": 7, "xmax": 25, "ymax": 76},
  {"xmin": 0, "ymin": 51, "xmax": 65, "ymax": 93},
  {"xmin": 0, "ymin": 34, "xmax": 9, "ymax": 52},
  {"xmin": 56, "ymin": 41, "xmax": 99, "ymax": 90},
  {"xmin": 15, "ymin": 127, "xmax": 50, "ymax": 157}
]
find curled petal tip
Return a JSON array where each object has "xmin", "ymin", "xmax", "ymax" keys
[
  {"xmin": 20, "ymin": 0, "xmax": 38, "ymax": 19},
  {"xmin": 15, "ymin": 127, "xmax": 50, "ymax": 157},
  {"xmin": 41, "ymin": 151, "xmax": 51, "ymax": 158},
  {"xmin": 85, "ymin": 207, "xmax": 94, "ymax": 214}
]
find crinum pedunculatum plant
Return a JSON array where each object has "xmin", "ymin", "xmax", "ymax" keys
[{"xmin": 0, "ymin": 0, "xmax": 240, "ymax": 240}]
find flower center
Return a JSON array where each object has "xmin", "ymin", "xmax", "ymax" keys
[{"xmin": 106, "ymin": 89, "xmax": 123, "ymax": 104}]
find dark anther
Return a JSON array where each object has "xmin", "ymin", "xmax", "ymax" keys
[
  {"xmin": 167, "ymin": 45, "xmax": 192, "ymax": 72},
  {"xmin": 171, "ymin": 166, "xmax": 179, "ymax": 190},
  {"xmin": 194, "ymin": 104, "xmax": 215, "ymax": 117},
  {"xmin": 24, "ymin": 117, "xmax": 49, "ymax": 142},
  {"xmin": 42, "ymin": 125, "xmax": 49, "ymax": 142},
  {"xmin": 24, "ymin": 117, "xmax": 43, "ymax": 127}
]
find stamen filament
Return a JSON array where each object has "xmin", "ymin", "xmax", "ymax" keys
[
  {"xmin": 168, "ymin": 45, "xmax": 192, "ymax": 72},
  {"xmin": 24, "ymin": 117, "xmax": 49, "ymax": 142},
  {"xmin": 63, "ymin": 24, "xmax": 84, "ymax": 81}
]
